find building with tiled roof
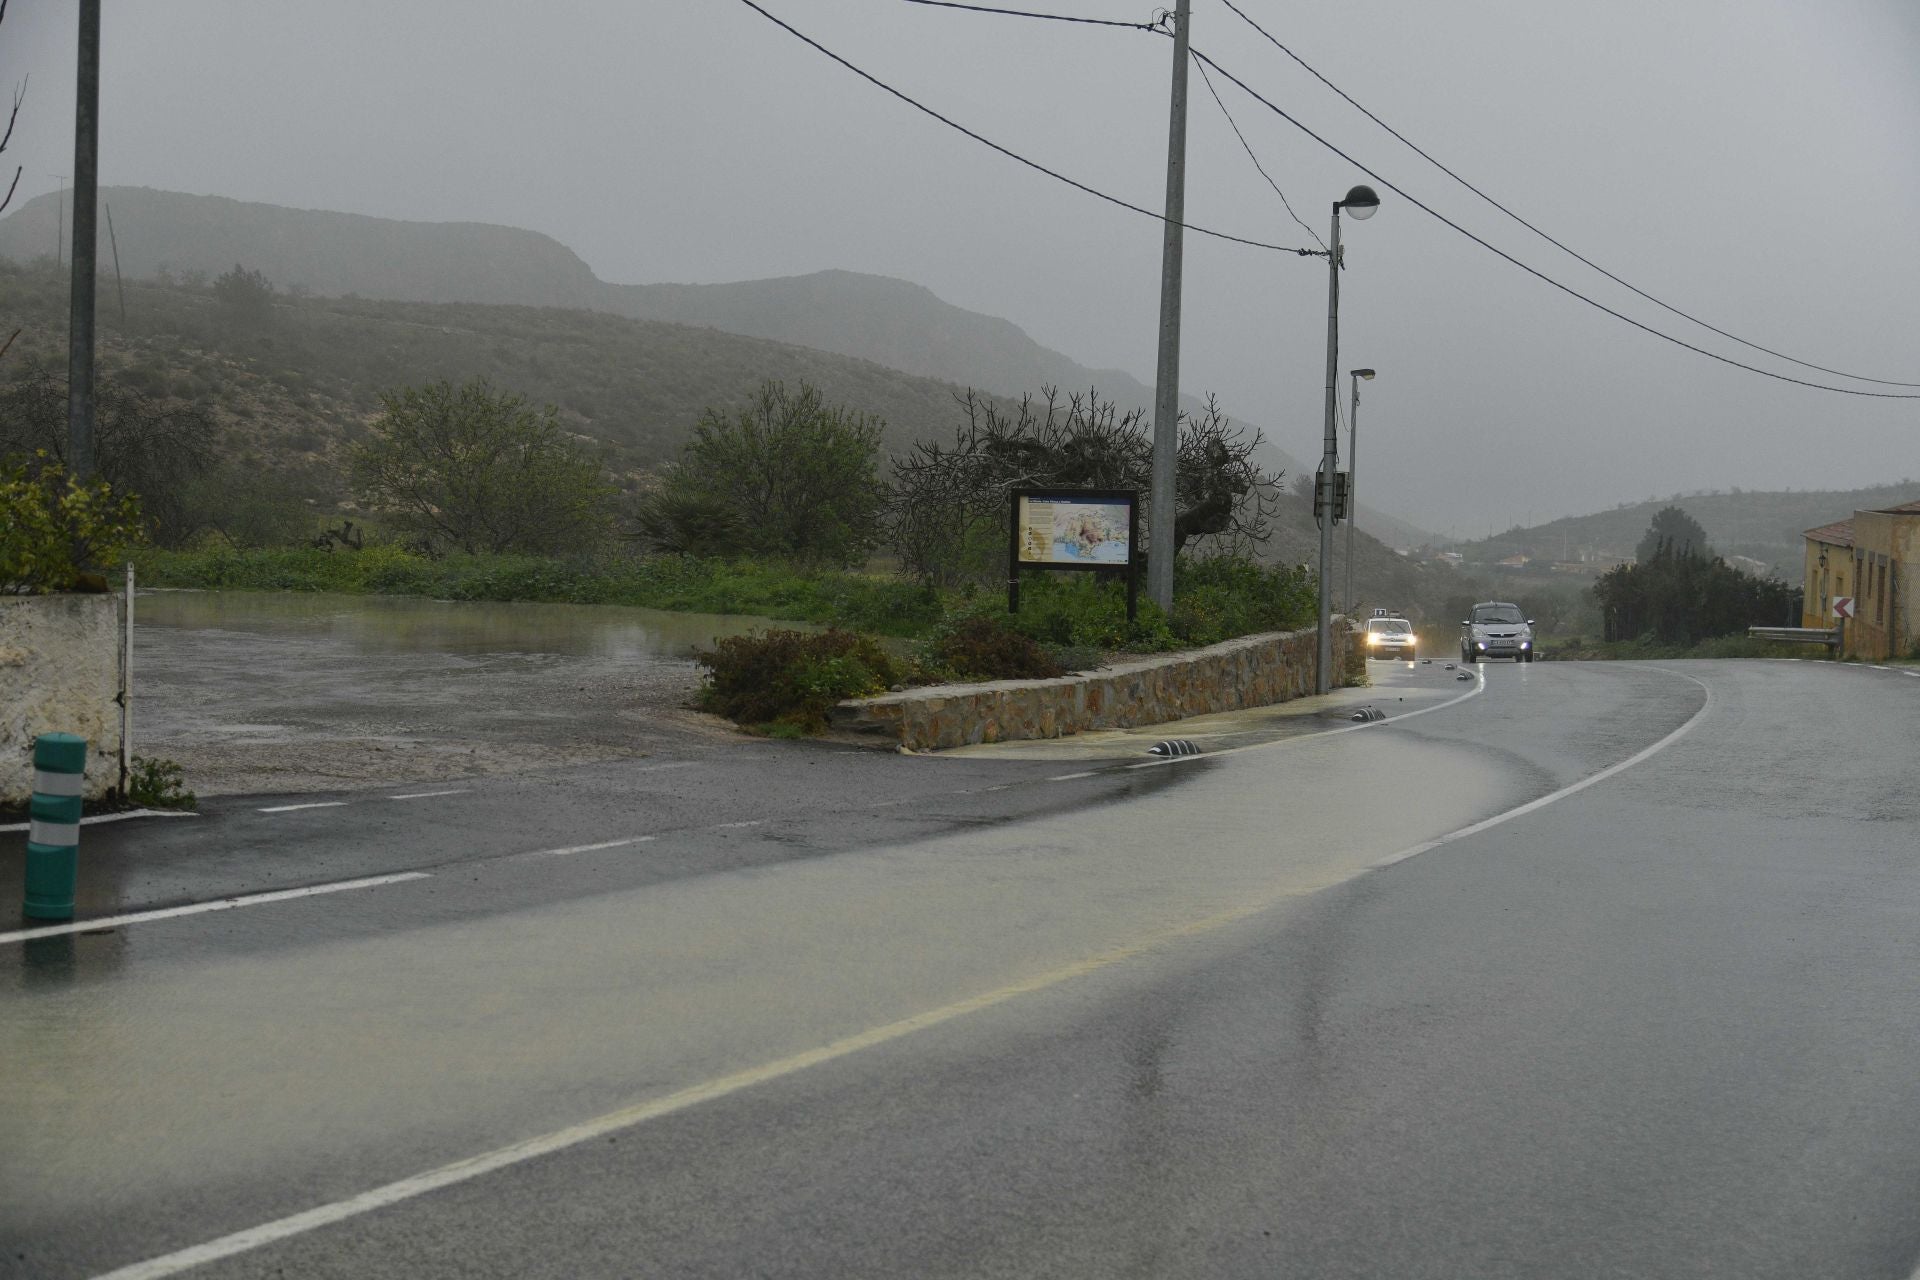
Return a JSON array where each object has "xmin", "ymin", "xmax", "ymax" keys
[{"xmin": 1801, "ymin": 499, "xmax": 1919, "ymax": 657}]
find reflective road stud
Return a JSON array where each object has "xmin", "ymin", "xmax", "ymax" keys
[{"xmin": 24, "ymin": 733, "xmax": 87, "ymax": 921}]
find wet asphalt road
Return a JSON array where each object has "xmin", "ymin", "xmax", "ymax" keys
[{"xmin": 5, "ymin": 658, "xmax": 1920, "ymax": 1278}]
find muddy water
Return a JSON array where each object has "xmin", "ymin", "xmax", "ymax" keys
[{"xmin": 133, "ymin": 591, "xmax": 805, "ymax": 795}]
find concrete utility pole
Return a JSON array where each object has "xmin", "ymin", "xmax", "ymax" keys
[
  {"xmin": 1344, "ymin": 364, "xmax": 1374, "ymax": 614},
  {"xmin": 1315, "ymin": 210, "xmax": 1343, "ymax": 694},
  {"xmin": 1146, "ymin": 0, "xmax": 1191, "ymax": 612},
  {"xmin": 67, "ymin": 0, "xmax": 100, "ymax": 482},
  {"xmin": 1315, "ymin": 185, "xmax": 1379, "ymax": 695}
]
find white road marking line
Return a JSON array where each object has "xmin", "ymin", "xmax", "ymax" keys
[
  {"xmin": 509, "ymin": 836, "xmax": 656, "ymax": 860},
  {"xmin": 0, "ymin": 808, "xmax": 197, "ymax": 834},
  {"xmin": 1048, "ymin": 771, "xmax": 1098, "ymax": 781},
  {"xmin": 1371, "ymin": 668, "xmax": 1711, "ymax": 869},
  {"xmin": 0, "ymin": 873, "xmax": 432, "ymax": 947},
  {"xmin": 710, "ymin": 819, "xmax": 767, "ymax": 830},
  {"xmin": 1125, "ymin": 752, "xmax": 1212, "ymax": 770},
  {"xmin": 387, "ymin": 789, "xmax": 471, "ymax": 801},
  {"xmin": 86, "ymin": 662, "xmax": 1683, "ymax": 1280},
  {"xmin": 256, "ymin": 802, "xmax": 347, "ymax": 814}
]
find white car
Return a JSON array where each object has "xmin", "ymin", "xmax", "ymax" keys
[
  {"xmin": 1461, "ymin": 602, "xmax": 1536, "ymax": 662},
  {"xmin": 1362, "ymin": 615, "xmax": 1417, "ymax": 661}
]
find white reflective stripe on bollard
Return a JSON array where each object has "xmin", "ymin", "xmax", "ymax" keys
[
  {"xmin": 29, "ymin": 820, "xmax": 81, "ymax": 846},
  {"xmin": 33, "ymin": 769, "xmax": 86, "ymax": 797}
]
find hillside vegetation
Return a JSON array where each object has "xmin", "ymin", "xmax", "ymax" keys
[
  {"xmin": 0, "ymin": 186, "xmax": 1434, "ymax": 548},
  {"xmin": 1455, "ymin": 484, "xmax": 1920, "ymax": 580},
  {"xmin": 0, "ymin": 258, "xmax": 999, "ymax": 475}
]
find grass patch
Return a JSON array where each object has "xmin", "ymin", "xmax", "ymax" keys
[{"xmin": 133, "ymin": 546, "xmax": 945, "ymax": 636}]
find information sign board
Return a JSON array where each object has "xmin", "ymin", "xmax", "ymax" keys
[
  {"xmin": 1007, "ymin": 488, "xmax": 1140, "ymax": 619},
  {"xmin": 1012, "ymin": 490, "xmax": 1136, "ymax": 568}
]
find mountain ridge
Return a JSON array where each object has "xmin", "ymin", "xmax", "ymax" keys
[{"xmin": 0, "ymin": 186, "xmax": 1433, "ymax": 545}]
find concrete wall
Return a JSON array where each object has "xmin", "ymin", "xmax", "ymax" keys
[
  {"xmin": 1, "ymin": 593, "xmax": 126, "ymax": 804},
  {"xmin": 832, "ymin": 621, "xmax": 1351, "ymax": 751}
]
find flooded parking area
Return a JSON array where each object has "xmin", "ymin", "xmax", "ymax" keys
[{"xmin": 134, "ymin": 591, "xmax": 791, "ymax": 795}]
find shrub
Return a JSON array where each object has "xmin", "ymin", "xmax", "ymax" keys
[
  {"xmin": 0, "ymin": 455, "xmax": 146, "ymax": 593},
  {"xmin": 650, "ymin": 380, "xmax": 889, "ymax": 566},
  {"xmin": 1005, "ymin": 572, "xmax": 1174, "ymax": 652},
  {"xmin": 1170, "ymin": 555, "xmax": 1317, "ymax": 645},
  {"xmin": 696, "ymin": 628, "xmax": 900, "ymax": 734},
  {"xmin": 350, "ymin": 378, "xmax": 616, "ymax": 556},
  {"xmin": 917, "ymin": 612, "xmax": 1064, "ymax": 682},
  {"xmin": 127, "ymin": 756, "xmax": 195, "ymax": 810}
]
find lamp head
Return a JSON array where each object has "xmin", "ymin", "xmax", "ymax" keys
[
  {"xmin": 1351, "ymin": 368, "xmax": 1376, "ymax": 380},
  {"xmin": 1340, "ymin": 184, "xmax": 1381, "ymax": 220}
]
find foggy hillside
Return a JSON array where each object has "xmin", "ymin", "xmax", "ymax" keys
[
  {"xmin": 1453, "ymin": 483, "xmax": 1920, "ymax": 580},
  {"xmin": 0, "ymin": 187, "xmax": 1432, "ymax": 547}
]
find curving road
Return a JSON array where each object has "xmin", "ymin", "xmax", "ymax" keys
[{"xmin": 4, "ymin": 658, "xmax": 1919, "ymax": 1279}]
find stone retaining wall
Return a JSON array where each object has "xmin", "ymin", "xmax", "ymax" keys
[
  {"xmin": 1, "ymin": 593, "xmax": 126, "ymax": 804},
  {"xmin": 832, "ymin": 620, "xmax": 1351, "ymax": 751}
]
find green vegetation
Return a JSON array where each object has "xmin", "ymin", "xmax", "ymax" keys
[
  {"xmin": 1, "ymin": 455, "xmax": 146, "ymax": 593},
  {"xmin": 639, "ymin": 380, "xmax": 888, "ymax": 567},
  {"xmin": 916, "ymin": 613, "xmax": 1065, "ymax": 683},
  {"xmin": 132, "ymin": 545, "xmax": 949, "ymax": 635},
  {"xmin": 127, "ymin": 755, "xmax": 196, "ymax": 810},
  {"xmin": 696, "ymin": 629, "xmax": 901, "ymax": 735},
  {"xmin": 349, "ymin": 377, "xmax": 615, "ymax": 555},
  {"xmin": 1634, "ymin": 505, "xmax": 1710, "ymax": 564},
  {"xmin": 1592, "ymin": 544, "xmax": 1798, "ymax": 645}
]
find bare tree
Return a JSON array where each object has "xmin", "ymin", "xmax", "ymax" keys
[
  {"xmin": 0, "ymin": 0, "xmax": 25, "ymax": 360},
  {"xmin": 0, "ymin": 0, "xmax": 21, "ymax": 219},
  {"xmin": 889, "ymin": 386, "xmax": 1281, "ymax": 584}
]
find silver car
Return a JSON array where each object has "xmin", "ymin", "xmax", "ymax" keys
[{"xmin": 1461, "ymin": 602, "xmax": 1536, "ymax": 663}]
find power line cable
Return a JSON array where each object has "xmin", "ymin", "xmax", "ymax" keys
[
  {"xmin": 900, "ymin": 0, "xmax": 1168, "ymax": 31},
  {"xmin": 1188, "ymin": 45, "xmax": 1920, "ymax": 400},
  {"xmin": 1190, "ymin": 51, "xmax": 1324, "ymax": 251},
  {"xmin": 1215, "ymin": 0, "xmax": 1920, "ymax": 389},
  {"xmin": 731, "ymin": 0, "xmax": 1318, "ymax": 255}
]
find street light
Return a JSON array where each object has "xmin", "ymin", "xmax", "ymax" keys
[
  {"xmin": 1344, "ymin": 368, "xmax": 1376, "ymax": 616},
  {"xmin": 1317, "ymin": 184, "xmax": 1380, "ymax": 695}
]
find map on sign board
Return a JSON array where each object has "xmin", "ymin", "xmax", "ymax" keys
[{"xmin": 1015, "ymin": 493, "xmax": 1133, "ymax": 567}]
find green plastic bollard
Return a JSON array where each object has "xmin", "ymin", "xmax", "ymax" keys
[{"xmin": 24, "ymin": 733, "xmax": 87, "ymax": 921}]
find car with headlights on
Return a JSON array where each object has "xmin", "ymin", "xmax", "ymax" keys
[
  {"xmin": 1461, "ymin": 601, "xmax": 1536, "ymax": 662},
  {"xmin": 1362, "ymin": 614, "xmax": 1417, "ymax": 661}
]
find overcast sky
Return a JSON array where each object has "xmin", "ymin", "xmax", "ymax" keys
[{"xmin": 4, "ymin": 0, "xmax": 1917, "ymax": 536}]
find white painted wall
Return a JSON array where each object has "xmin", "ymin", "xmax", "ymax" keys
[{"xmin": 1, "ymin": 593, "xmax": 126, "ymax": 804}]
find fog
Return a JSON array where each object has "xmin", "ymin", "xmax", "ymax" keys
[{"xmin": 3, "ymin": 0, "xmax": 1916, "ymax": 536}]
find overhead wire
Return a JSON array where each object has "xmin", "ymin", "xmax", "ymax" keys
[
  {"xmin": 1187, "ymin": 45, "xmax": 1920, "ymax": 400},
  {"xmin": 1190, "ymin": 51, "xmax": 1325, "ymax": 251},
  {"xmin": 900, "ymin": 0, "xmax": 1168, "ymax": 31},
  {"xmin": 731, "ymin": 0, "xmax": 1318, "ymax": 255},
  {"xmin": 1215, "ymin": 0, "xmax": 1920, "ymax": 389}
]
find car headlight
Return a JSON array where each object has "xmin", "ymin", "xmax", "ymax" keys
[
  {"xmin": 1521, "ymin": 640, "xmax": 1531, "ymax": 649},
  {"xmin": 1476, "ymin": 641, "xmax": 1487, "ymax": 649}
]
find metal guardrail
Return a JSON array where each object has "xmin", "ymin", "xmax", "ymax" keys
[{"xmin": 1748, "ymin": 626, "xmax": 1839, "ymax": 647}]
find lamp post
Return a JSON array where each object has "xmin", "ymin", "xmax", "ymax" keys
[
  {"xmin": 1316, "ymin": 184, "xmax": 1379, "ymax": 695},
  {"xmin": 1344, "ymin": 368, "xmax": 1375, "ymax": 615}
]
